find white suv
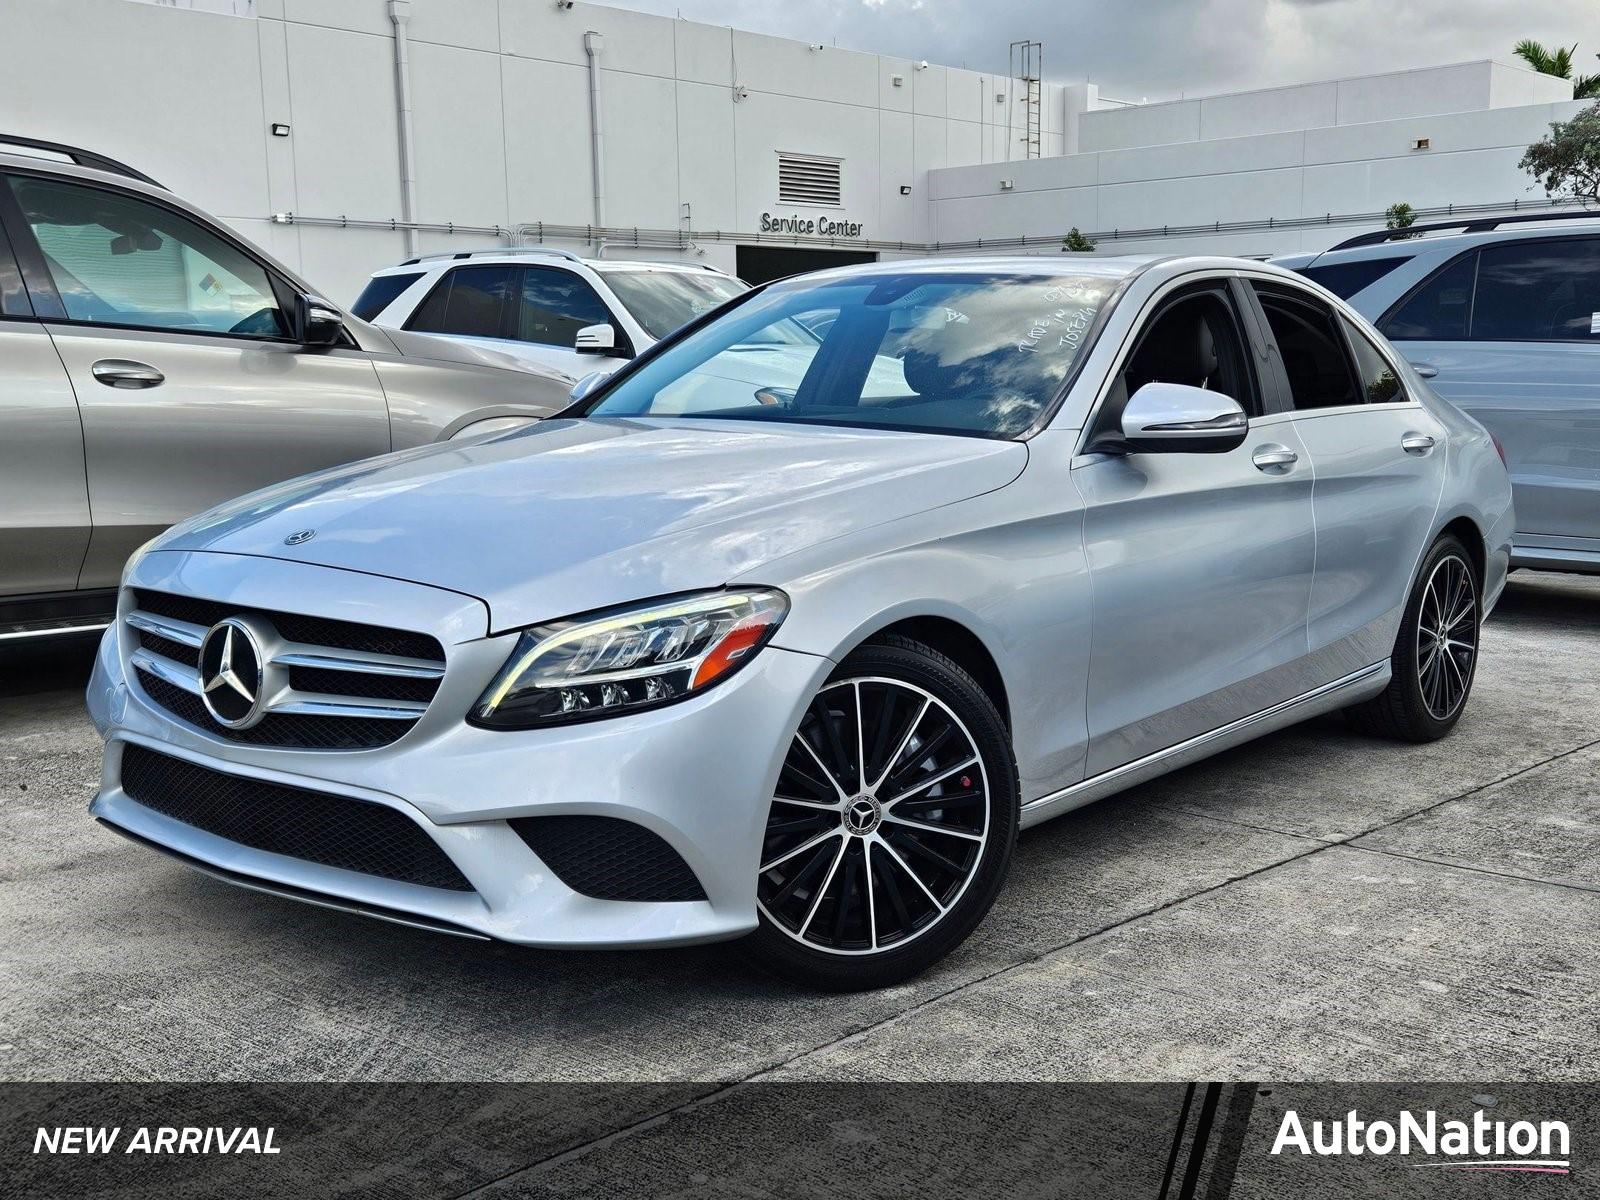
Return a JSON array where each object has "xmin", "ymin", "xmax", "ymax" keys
[{"xmin": 353, "ymin": 249, "xmax": 747, "ymax": 383}]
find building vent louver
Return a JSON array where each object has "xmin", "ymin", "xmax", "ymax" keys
[{"xmin": 777, "ymin": 153, "xmax": 843, "ymax": 207}]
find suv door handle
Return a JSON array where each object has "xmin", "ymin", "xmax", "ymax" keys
[
  {"xmin": 92, "ymin": 359, "xmax": 165, "ymax": 389},
  {"xmin": 1252, "ymin": 444, "xmax": 1298, "ymax": 472},
  {"xmin": 1409, "ymin": 361, "xmax": 1439, "ymax": 379},
  {"xmin": 1401, "ymin": 433, "xmax": 1436, "ymax": 455}
]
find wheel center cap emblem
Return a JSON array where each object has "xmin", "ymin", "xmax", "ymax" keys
[
  {"xmin": 199, "ymin": 617, "xmax": 268, "ymax": 729},
  {"xmin": 845, "ymin": 796, "xmax": 882, "ymax": 836}
]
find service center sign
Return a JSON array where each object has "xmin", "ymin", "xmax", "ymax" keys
[{"xmin": 760, "ymin": 212, "xmax": 865, "ymax": 238}]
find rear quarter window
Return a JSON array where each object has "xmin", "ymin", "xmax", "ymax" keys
[
  {"xmin": 351, "ymin": 271, "xmax": 422, "ymax": 321},
  {"xmin": 1295, "ymin": 255, "xmax": 1410, "ymax": 300}
]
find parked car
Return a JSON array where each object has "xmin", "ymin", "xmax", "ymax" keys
[
  {"xmin": 355, "ymin": 249, "xmax": 749, "ymax": 383},
  {"xmin": 0, "ymin": 137, "xmax": 573, "ymax": 643},
  {"xmin": 88, "ymin": 256, "xmax": 1512, "ymax": 990},
  {"xmin": 1276, "ymin": 212, "xmax": 1600, "ymax": 574}
]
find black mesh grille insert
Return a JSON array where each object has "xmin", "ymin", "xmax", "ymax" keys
[
  {"xmin": 132, "ymin": 590, "xmax": 444, "ymax": 662},
  {"xmin": 136, "ymin": 670, "xmax": 413, "ymax": 751},
  {"xmin": 119, "ymin": 744, "xmax": 472, "ymax": 891},
  {"xmin": 510, "ymin": 816, "xmax": 707, "ymax": 902}
]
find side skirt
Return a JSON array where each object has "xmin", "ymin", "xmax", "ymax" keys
[{"xmin": 1019, "ymin": 662, "xmax": 1390, "ymax": 830}]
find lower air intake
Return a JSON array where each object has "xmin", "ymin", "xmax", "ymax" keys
[
  {"xmin": 118, "ymin": 744, "xmax": 473, "ymax": 892},
  {"xmin": 510, "ymin": 815, "xmax": 707, "ymax": 902}
]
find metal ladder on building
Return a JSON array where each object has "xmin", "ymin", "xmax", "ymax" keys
[{"xmin": 1009, "ymin": 40, "xmax": 1043, "ymax": 159}]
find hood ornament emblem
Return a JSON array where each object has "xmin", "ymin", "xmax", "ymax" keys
[{"xmin": 284, "ymin": 529, "xmax": 316, "ymax": 546}]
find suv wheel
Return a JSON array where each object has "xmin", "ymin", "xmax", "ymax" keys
[{"xmin": 745, "ymin": 636, "xmax": 1018, "ymax": 991}]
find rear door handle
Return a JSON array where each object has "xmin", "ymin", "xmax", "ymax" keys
[
  {"xmin": 1401, "ymin": 433, "xmax": 1436, "ymax": 455},
  {"xmin": 92, "ymin": 359, "xmax": 165, "ymax": 389},
  {"xmin": 1252, "ymin": 444, "xmax": 1298, "ymax": 472},
  {"xmin": 1409, "ymin": 361, "xmax": 1438, "ymax": 379}
]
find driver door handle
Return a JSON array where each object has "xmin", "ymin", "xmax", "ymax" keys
[
  {"xmin": 92, "ymin": 359, "xmax": 165, "ymax": 389},
  {"xmin": 1409, "ymin": 362, "xmax": 1439, "ymax": 379},
  {"xmin": 1252, "ymin": 444, "xmax": 1298, "ymax": 472},
  {"xmin": 1401, "ymin": 433, "xmax": 1436, "ymax": 455}
]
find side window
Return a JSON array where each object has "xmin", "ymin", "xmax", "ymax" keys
[
  {"xmin": 1471, "ymin": 238, "xmax": 1600, "ymax": 342},
  {"xmin": 1379, "ymin": 253, "xmax": 1475, "ymax": 341},
  {"xmin": 517, "ymin": 266, "xmax": 614, "ymax": 348},
  {"xmin": 1342, "ymin": 318, "xmax": 1403, "ymax": 404},
  {"xmin": 406, "ymin": 265, "xmax": 516, "ymax": 338},
  {"xmin": 1253, "ymin": 285, "xmax": 1362, "ymax": 410},
  {"xmin": 7, "ymin": 174, "xmax": 286, "ymax": 337},
  {"xmin": 1099, "ymin": 286, "xmax": 1260, "ymax": 436},
  {"xmin": 351, "ymin": 271, "xmax": 422, "ymax": 321}
]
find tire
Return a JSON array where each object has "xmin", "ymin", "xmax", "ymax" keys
[
  {"xmin": 743, "ymin": 635, "xmax": 1019, "ymax": 991},
  {"xmin": 1345, "ymin": 533, "xmax": 1480, "ymax": 742}
]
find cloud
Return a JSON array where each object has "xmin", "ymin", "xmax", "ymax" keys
[{"xmin": 615, "ymin": 0, "xmax": 1600, "ymax": 99}]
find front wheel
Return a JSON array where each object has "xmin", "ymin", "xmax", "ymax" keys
[
  {"xmin": 1345, "ymin": 534, "xmax": 1480, "ymax": 742},
  {"xmin": 744, "ymin": 636, "xmax": 1018, "ymax": 991}
]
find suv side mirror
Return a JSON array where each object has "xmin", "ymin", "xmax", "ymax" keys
[
  {"xmin": 575, "ymin": 323, "xmax": 619, "ymax": 355},
  {"xmin": 1119, "ymin": 382, "xmax": 1247, "ymax": 454},
  {"xmin": 294, "ymin": 293, "xmax": 346, "ymax": 346}
]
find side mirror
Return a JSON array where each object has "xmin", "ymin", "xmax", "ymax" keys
[
  {"xmin": 569, "ymin": 369, "xmax": 612, "ymax": 403},
  {"xmin": 1119, "ymin": 382, "xmax": 1247, "ymax": 454},
  {"xmin": 294, "ymin": 293, "xmax": 346, "ymax": 346},
  {"xmin": 575, "ymin": 323, "xmax": 619, "ymax": 355}
]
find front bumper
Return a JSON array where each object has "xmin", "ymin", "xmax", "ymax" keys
[{"xmin": 88, "ymin": 552, "xmax": 832, "ymax": 949}]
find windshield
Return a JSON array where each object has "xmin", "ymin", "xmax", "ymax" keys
[
  {"xmin": 600, "ymin": 269, "xmax": 748, "ymax": 340},
  {"xmin": 584, "ymin": 271, "xmax": 1118, "ymax": 438}
]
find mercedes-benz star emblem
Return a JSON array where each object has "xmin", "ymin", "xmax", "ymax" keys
[
  {"xmin": 283, "ymin": 529, "xmax": 316, "ymax": 546},
  {"xmin": 199, "ymin": 618, "xmax": 267, "ymax": 729}
]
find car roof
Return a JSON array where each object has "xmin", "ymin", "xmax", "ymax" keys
[
  {"xmin": 371, "ymin": 251, "xmax": 735, "ymax": 278},
  {"xmin": 765, "ymin": 253, "xmax": 1316, "ymax": 288},
  {"xmin": 1295, "ymin": 218, "xmax": 1600, "ymax": 268}
]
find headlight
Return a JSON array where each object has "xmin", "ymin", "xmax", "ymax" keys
[{"xmin": 470, "ymin": 588, "xmax": 789, "ymax": 729}]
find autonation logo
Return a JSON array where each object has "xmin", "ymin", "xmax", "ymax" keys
[{"xmin": 1272, "ymin": 1108, "xmax": 1571, "ymax": 1175}]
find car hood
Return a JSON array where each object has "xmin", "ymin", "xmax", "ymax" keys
[{"xmin": 159, "ymin": 418, "xmax": 1027, "ymax": 632}]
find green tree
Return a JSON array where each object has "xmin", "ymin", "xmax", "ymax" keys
[
  {"xmin": 1513, "ymin": 38, "xmax": 1600, "ymax": 99},
  {"xmin": 1520, "ymin": 101, "xmax": 1600, "ymax": 204},
  {"xmin": 1062, "ymin": 227, "xmax": 1096, "ymax": 252},
  {"xmin": 1385, "ymin": 202, "xmax": 1417, "ymax": 232}
]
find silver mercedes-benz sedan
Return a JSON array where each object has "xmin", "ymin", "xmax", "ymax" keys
[{"xmin": 86, "ymin": 256, "xmax": 1513, "ymax": 990}]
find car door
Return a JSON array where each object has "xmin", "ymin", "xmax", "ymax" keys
[
  {"xmin": 1, "ymin": 171, "xmax": 393, "ymax": 588},
  {"xmin": 1379, "ymin": 238, "xmax": 1600, "ymax": 548},
  {"xmin": 1073, "ymin": 277, "xmax": 1317, "ymax": 775},
  {"xmin": 0, "ymin": 208, "xmax": 91, "ymax": 599},
  {"xmin": 1251, "ymin": 279, "xmax": 1445, "ymax": 676}
]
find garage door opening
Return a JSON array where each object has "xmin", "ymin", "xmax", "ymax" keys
[{"xmin": 736, "ymin": 245, "xmax": 878, "ymax": 286}]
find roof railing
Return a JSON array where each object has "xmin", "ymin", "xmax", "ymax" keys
[
  {"xmin": 1329, "ymin": 208, "xmax": 1600, "ymax": 251},
  {"xmin": 399, "ymin": 246, "xmax": 586, "ymax": 266},
  {"xmin": 0, "ymin": 135, "xmax": 162, "ymax": 187}
]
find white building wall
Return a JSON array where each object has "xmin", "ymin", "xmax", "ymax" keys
[
  {"xmin": 930, "ymin": 74, "xmax": 1585, "ymax": 259},
  {"xmin": 1, "ymin": 0, "xmax": 1068, "ymax": 301}
]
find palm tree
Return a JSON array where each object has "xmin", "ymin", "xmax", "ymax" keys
[{"xmin": 1514, "ymin": 39, "xmax": 1600, "ymax": 99}]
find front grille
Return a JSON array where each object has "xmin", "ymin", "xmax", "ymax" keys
[
  {"xmin": 136, "ymin": 671, "xmax": 411, "ymax": 751},
  {"xmin": 127, "ymin": 588, "xmax": 445, "ymax": 752},
  {"xmin": 133, "ymin": 590, "xmax": 442, "ymax": 661},
  {"xmin": 511, "ymin": 815, "xmax": 707, "ymax": 902},
  {"xmin": 119, "ymin": 744, "xmax": 473, "ymax": 891}
]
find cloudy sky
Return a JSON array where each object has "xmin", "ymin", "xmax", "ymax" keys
[{"xmin": 617, "ymin": 0, "xmax": 1600, "ymax": 100}]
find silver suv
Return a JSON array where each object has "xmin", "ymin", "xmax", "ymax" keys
[
  {"xmin": 1277, "ymin": 212, "xmax": 1600, "ymax": 574},
  {"xmin": 0, "ymin": 138, "xmax": 573, "ymax": 643}
]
